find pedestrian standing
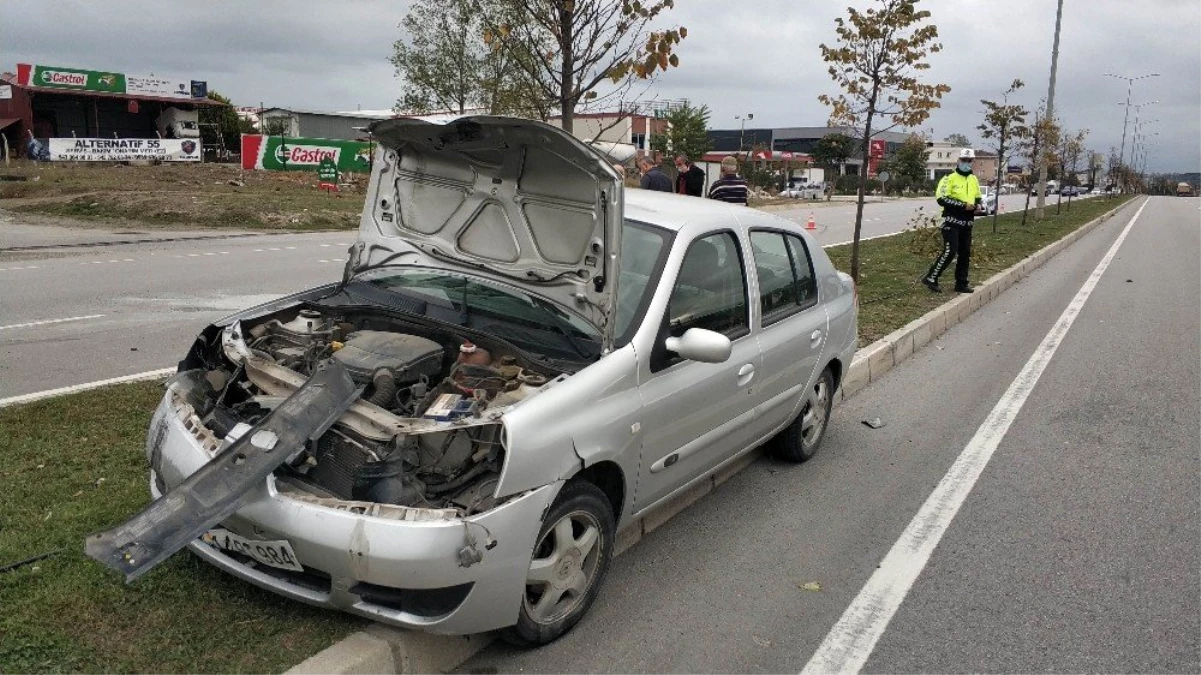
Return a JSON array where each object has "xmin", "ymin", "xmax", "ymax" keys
[
  {"xmin": 707, "ymin": 156, "xmax": 749, "ymax": 205},
  {"xmin": 638, "ymin": 156, "xmax": 672, "ymax": 192},
  {"xmin": 674, "ymin": 154, "xmax": 706, "ymax": 196},
  {"xmin": 922, "ymin": 149, "xmax": 982, "ymax": 293}
]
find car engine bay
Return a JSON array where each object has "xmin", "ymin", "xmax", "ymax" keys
[{"xmin": 173, "ymin": 305, "xmax": 564, "ymax": 516}]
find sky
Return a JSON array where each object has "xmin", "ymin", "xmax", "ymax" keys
[{"xmin": 3, "ymin": 0, "xmax": 1198, "ymax": 172}]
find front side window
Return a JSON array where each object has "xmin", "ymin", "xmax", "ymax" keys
[
  {"xmin": 667, "ymin": 231, "xmax": 748, "ymax": 339},
  {"xmin": 615, "ymin": 220, "xmax": 673, "ymax": 346}
]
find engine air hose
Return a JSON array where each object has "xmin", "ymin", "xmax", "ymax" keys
[{"xmin": 366, "ymin": 369, "xmax": 398, "ymax": 408}]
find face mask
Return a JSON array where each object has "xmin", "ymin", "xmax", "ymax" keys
[{"xmin": 957, "ymin": 161, "xmax": 972, "ymax": 172}]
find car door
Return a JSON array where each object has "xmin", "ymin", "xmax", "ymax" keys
[
  {"xmin": 634, "ymin": 230, "xmax": 763, "ymax": 512},
  {"xmin": 748, "ymin": 230, "xmax": 828, "ymax": 433}
]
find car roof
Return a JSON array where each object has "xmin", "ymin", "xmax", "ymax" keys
[{"xmin": 624, "ymin": 189, "xmax": 796, "ymax": 237}]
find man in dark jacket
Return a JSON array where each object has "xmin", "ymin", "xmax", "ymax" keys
[
  {"xmin": 638, "ymin": 156, "xmax": 672, "ymax": 192},
  {"xmin": 674, "ymin": 154, "xmax": 706, "ymax": 196},
  {"xmin": 707, "ymin": 156, "xmax": 749, "ymax": 205}
]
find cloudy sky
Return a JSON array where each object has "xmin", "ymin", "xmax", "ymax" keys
[{"xmin": 3, "ymin": 0, "xmax": 1198, "ymax": 171}]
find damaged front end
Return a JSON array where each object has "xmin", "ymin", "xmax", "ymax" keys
[{"xmin": 86, "ymin": 303, "xmax": 570, "ymax": 629}]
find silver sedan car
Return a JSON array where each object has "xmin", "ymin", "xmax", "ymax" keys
[{"xmin": 87, "ymin": 117, "xmax": 858, "ymax": 646}]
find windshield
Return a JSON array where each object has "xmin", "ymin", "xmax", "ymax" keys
[
  {"xmin": 352, "ymin": 268, "xmax": 602, "ymax": 362},
  {"xmin": 615, "ymin": 220, "xmax": 673, "ymax": 347}
]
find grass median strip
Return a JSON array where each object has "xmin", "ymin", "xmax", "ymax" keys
[
  {"xmin": 827, "ymin": 195, "xmax": 1136, "ymax": 345},
  {"xmin": 0, "ymin": 381, "xmax": 363, "ymax": 674}
]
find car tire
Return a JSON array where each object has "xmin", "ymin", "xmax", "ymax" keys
[
  {"xmin": 772, "ymin": 367, "xmax": 834, "ymax": 463},
  {"xmin": 501, "ymin": 480, "xmax": 615, "ymax": 647}
]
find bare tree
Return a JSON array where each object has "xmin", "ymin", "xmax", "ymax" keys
[
  {"xmin": 818, "ymin": 0, "xmax": 951, "ymax": 282},
  {"xmin": 479, "ymin": 0, "xmax": 687, "ymax": 133},
  {"xmin": 977, "ymin": 79, "xmax": 1029, "ymax": 232}
]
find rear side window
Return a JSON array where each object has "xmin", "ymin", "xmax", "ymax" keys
[
  {"xmin": 749, "ymin": 230, "xmax": 818, "ymax": 325},
  {"xmin": 785, "ymin": 234, "xmax": 818, "ymax": 306},
  {"xmin": 667, "ymin": 231, "xmax": 749, "ymax": 339}
]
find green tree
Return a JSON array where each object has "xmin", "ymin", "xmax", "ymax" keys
[
  {"xmin": 811, "ymin": 132, "xmax": 856, "ymax": 179},
  {"xmin": 198, "ymin": 91, "xmax": 256, "ymax": 157},
  {"xmin": 878, "ymin": 133, "xmax": 929, "ymax": 192},
  {"xmin": 649, "ymin": 102, "xmax": 712, "ymax": 163},
  {"xmin": 391, "ymin": 0, "xmax": 542, "ymax": 115},
  {"xmin": 943, "ymin": 132, "xmax": 971, "ymax": 146},
  {"xmin": 977, "ymin": 79, "xmax": 1029, "ymax": 231},
  {"xmin": 478, "ymin": 0, "xmax": 687, "ymax": 133},
  {"xmin": 818, "ymin": 0, "xmax": 951, "ymax": 281}
]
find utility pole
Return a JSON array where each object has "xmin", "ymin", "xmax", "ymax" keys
[
  {"xmin": 1104, "ymin": 72, "xmax": 1159, "ymax": 188},
  {"xmin": 1035, "ymin": 0, "xmax": 1064, "ymax": 221}
]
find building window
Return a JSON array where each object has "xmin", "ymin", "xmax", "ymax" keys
[{"xmin": 631, "ymin": 132, "xmax": 646, "ymax": 150}]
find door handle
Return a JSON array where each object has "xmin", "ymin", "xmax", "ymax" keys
[
  {"xmin": 737, "ymin": 363, "xmax": 755, "ymax": 387},
  {"xmin": 810, "ymin": 329, "xmax": 823, "ymax": 345}
]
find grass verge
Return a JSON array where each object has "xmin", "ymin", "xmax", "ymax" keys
[
  {"xmin": 0, "ymin": 382, "xmax": 364, "ymax": 674},
  {"xmin": 827, "ymin": 195, "xmax": 1136, "ymax": 345},
  {"xmin": 1, "ymin": 161, "xmax": 363, "ymax": 232}
]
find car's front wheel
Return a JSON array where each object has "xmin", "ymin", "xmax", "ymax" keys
[
  {"xmin": 773, "ymin": 366, "xmax": 834, "ymax": 462},
  {"xmin": 502, "ymin": 481, "xmax": 615, "ymax": 646}
]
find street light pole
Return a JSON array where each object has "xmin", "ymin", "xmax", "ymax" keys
[
  {"xmin": 1035, "ymin": 0, "xmax": 1065, "ymax": 220},
  {"xmin": 1103, "ymin": 72, "xmax": 1159, "ymax": 187},
  {"xmin": 735, "ymin": 113, "xmax": 754, "ymax": 163}
]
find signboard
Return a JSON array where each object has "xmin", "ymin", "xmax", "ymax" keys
[
  {"xmin": 869, "ymin": 139, "xmax": 887, "ymax": 158},
  {"xmin": 49, "ymin": 138, "xmax": 202, "ymax": 162},
  {"xmin": 318, "ymin": 158, "xmax": 339, "ymax": 192},
  {"xmin": 241, "ymin": 134, "xmax": 373, "ymax": 173},
  {"xmin": 1007, "ymin": 165, "xmax": 1023, "ymax": 174},
  {"xmin": 126, "ymin": 75, "xmax": 195, "ymax": 98},
  {"xmin": 0, "ymin": 85, "xmax": 11, "ymax": 100},
  {"xmin": 16, "ymin": 63, "xmax": 207, "ymax": 98}
]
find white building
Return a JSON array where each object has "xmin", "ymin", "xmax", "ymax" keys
[{"xmin": 925, "ymin": 141, "xmax": 972, "ymax": 179}]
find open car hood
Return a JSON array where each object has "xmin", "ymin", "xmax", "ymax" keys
[{"xmin": 355, "ymin": 116, "xmax": 623, "ymax": 349}]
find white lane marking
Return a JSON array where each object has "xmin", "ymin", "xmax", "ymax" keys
[
  {"xmin": 824, "ymin": 231, "xmax": 904, "ymax": 249},
  {"xmin": 0, "ymin": 265, "xmax": 41, "ymax": 272},
  {"xmin": 319, "ymin": 243, "xmax": 333, "ymax": 247},
  {"xmin": 253, "ymin": 249, "xmax": 264, "ymax": 252},
  {"xmin": 318, "ymin": 258, "xmax": 347, "ymax": 264},
  {"xmin": 0, "ymin": 314, "xmax": 105, "ymax": 331},
  {"xmin": 0, "ymin": 367, "xmax": 176, "ymax": 408},
  {"xmin": 802, "ymin": 198, "xmax": 1149, "ymax": 675}
]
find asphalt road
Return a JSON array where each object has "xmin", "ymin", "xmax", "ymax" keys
[
  {"xmin": 0, "ymin": 192, "xmax": 1094, "ymax": 399},
  {"xmin": 457, "ymin": 196, "xmax": 1200, "ymax": 673},
  {"xmin": 0, "ymin": 224, "xmax": 352, "ymax": 398}
]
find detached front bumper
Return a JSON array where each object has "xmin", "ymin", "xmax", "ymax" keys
[{"xmin": 146, "ymin": 392, "xmax": 558, "ymax": 635}]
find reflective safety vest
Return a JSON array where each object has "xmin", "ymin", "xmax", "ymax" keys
[{"xmin": 936, "ymin": 171, "xmax": 982, "ymax": 208}]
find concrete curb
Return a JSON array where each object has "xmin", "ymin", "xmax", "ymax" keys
[{"xmin": 282, "ymin": 197, "xmax": 1138, "ymax": 674}]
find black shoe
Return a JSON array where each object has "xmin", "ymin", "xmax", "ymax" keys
[
  {"xmin": 955, "ymin": 284, "xmax": 975, "ymax": 293},
  {"xmin": 921, "ymin": 277, "xmax": 942, "ymax": 293}
]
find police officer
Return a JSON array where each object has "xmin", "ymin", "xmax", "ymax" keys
[{"xmin": 923, "ymin": 148, "xmax": 982, "ymax": 293}]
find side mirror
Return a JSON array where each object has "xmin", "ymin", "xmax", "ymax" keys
[{"xmin": 664, "ymin": 328, "xmax": 732, "ymax": 364}]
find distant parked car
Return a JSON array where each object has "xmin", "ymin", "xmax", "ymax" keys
[{"xmin": 978, "ymin": 186, "xmax": 998, "ymax": 215}]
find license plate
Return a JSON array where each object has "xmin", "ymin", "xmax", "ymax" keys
[{"xmin": 201, "ymin": 528, "xmax": 304, "ymax": 572}]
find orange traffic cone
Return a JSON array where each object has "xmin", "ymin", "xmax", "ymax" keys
[{"xmin": 806, "ymin": 213, "xmax": 817, "ymax": 230}]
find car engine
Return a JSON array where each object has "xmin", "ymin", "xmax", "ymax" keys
[{"xmin": 175, "ymin": 305, "xmax": 557, "ymax": 515}]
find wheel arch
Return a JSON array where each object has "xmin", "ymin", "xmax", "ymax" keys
[{"xmin": 570, "ymin": 460, "xmax": 626, "ymax": 524}]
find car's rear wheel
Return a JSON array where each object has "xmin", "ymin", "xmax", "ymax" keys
[
  {"xmin": 773, "ymin": 367, "xmax": 834, "ymax": 462},
  {"xmin": 501, "ymin": 481, "xmax": 614, "ymax": 647}
]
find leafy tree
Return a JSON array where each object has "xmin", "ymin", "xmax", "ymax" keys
[
  {"xmin": 478, "ymin": 0, "xmax": 687, "ymax": 133},
  {"xmin": 198, "ymin": 91, "xmax": 256, "ymax": 157},
  {"xmin": 391, "ymin": 0, "xmax": 543, "ymax": 116},
  {"xmin": 649, "ymin": 102, "xmax": 712, "ymax": 163},
  {"xmin": 884, "ymin": 133, "xmax": 929, "ymax": 185},
  {"xmin": 1055, "ymin": 127, "xmax": 1087, "ymax": 211},
  {"xmin": 977, "ymin": 79, "xmax": 1029, "ymax": 231},
  {"xmin": 811, "ymin": 132, "xmax": 856, "ymax": 179},
  {"xmin": 943, "ymin": 132, "xmax": 971, "ymax": 146},
  {"xmin": 260, "ymin": 116, "xmax": 291, "ymax": 137},
  {"xmin": 818, "ymin": 0, "xmax": 951, "ymax": 281}
]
